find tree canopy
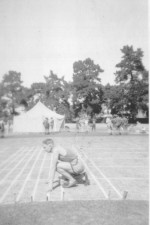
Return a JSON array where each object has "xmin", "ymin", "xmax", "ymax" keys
[
  {"xmin": 0, "ymin": 50, "xmax": 149, "ymax": 122},
  {"xmin": 72, "ymin": 58, "xmax": 104, "ymax": 116}
]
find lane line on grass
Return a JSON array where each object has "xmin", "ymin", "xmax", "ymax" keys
[
  {"xmin": 86, "ymin": 147, "xmax": 148, "ymax": 150},
  {"xmin": 82, "ymin": 151, "xmax": 122, "ymax": 198},
  {"xmin": 48, "ymin": 154, "xmax": 53, "ymax": 178},
  {"xmin": 31, "ymin": 152, "xmax": 47, "ymax": 201},
  {"xmin": 0, "ymin": 147, "xmax": 37, "ymax": 203},
  {"xmin": 0, "ymin": 147, "xmax": 26, "ymax": 169},
  {"xmin": 0, "ymin": 147, "xmax": 32, "ymax": 186},
  {"xmin": 74, "ymin": 145, "xmax": 108, "ymax": 199},
  {"xmin": 0, "ymin": 148, "xmax": 29, "ymax": 174},
  {"xmin": 88, "ymin": 166, "xmax": 148, "ymax": 168},
  {"xmin": 16, "ymin": 146, "xmax": 43, "ymax": 202},
  {"xmin": 46, "ymin": 154, "xmax": 53, "ymax": 201},
  {"xmin": 96, "ymin": 177, "xmax": 149, "ymax": 180}
]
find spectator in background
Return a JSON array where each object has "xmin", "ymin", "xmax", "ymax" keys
[
  {"xmin": 91, "ymin": 117, "xmax": 96, "ymax": 131},
  {"xmin": 43, "ymin": 118, "xmax": 49, "ymax": 135},
  {"xmin": 0, "ymin": 119, "xmax": 5, "ymax": 138},
  {"xmin": 49, "ymin": 117, "xmax": 54, "ymax": 133},
  {"xmin": 106, "ymin": 116, "xmax": 113, "ymax": 135},
  {"xmin": 76, "ymin": 117, "xmax": 80, "ymax": 132}
]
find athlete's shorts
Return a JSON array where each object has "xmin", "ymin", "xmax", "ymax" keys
[{"xmin": 70, "ymin": 158, "xmax": 85, "ymax": 175}]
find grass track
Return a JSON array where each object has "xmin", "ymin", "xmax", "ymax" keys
[{"xmin": 0, "ymin": 131, "xmax": 149, "ymax": 224}]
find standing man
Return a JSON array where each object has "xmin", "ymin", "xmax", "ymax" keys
[
  {"xmin": 0, "ymin": 119, "xmax": 5, "ymax": 138},
  {"xmin": 43, "ymin": 118, "xmax": 49, "ymax": 135},
  {"xmin": 91, "ymin": 117, "xmax": 96, "ymax": 131},
  {"xmin": 49, "ymin": 117, "xmax": 54, "ymax": 133}
]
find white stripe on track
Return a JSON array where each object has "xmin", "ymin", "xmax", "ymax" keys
[
  {"xmin": 48, "ymin": 154, "xmax": 53, "ymax": 178},
  {"xmin": 82, "ymin": 151, "xmax": 122, "ymax": 198},
  {"xmin": 90, "ymin": 166, "xmax": 148, "ymax": 168},
  {"xmin": 60, "ymin": 185, "xmax": 65, "ymax": 201},
  {"xmin": 88, "ymin": 157, "xmax": 148, "ymax": 160},
  {"xmin": 0, "ymin": 148, "xmax": 29, "ymax": 174},
  {"xmin": 86, "ymin": 151, "xmax": 148, "ymax": 154},
  {"xmin": 0, "ymin": 147, "xmax": 34, "ymax": 186},
  {"xmin": 74, "ymin": 146, "xmax": 108, "ymax": 199},
  {"xmin": 31, "ymin": 152, "xmax": 47, "ymax": 200},
  {"xmin": 16, "ymin": 147, "xmax": 43, "ymax": 201},
  {"xmin": 46, "ymin": 154, "xmax": 53, "ymax": 201},
  {"xmin": 0, "ymin": 147, "xmax": 37, "ymax": 203},
  {"xmin": 0, "ymin": 147, "xmax": 25, "ymax": 169}
]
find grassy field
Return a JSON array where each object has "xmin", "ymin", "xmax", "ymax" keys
[
  {"xmin": 0, "ymin": 200, "xmax": 148, "ymax": 225},
  {"xmin": 0, "ymin": 130, "xmax": 149, "ymax": 224}
]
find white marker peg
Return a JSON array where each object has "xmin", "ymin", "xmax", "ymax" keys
[
  {"xmin": 46, "ymin": 192, "xmax": 50, "ymax": 201},
  {"xmin": 122, "ymin": 191, "xmax": 128, "ymax": 200},
  {"xmin": 61, "ymin": 189, "xmax": 65, "ymax": 201},
  {"xmin": 31, "ymin": 196, "xmax": 33, "ymax": 202},
  {"xmin": 108, "ymin": 190, "xmax": 111, "ymax": 200},
  {"xmin": 14, "ymin": 193, "xmax": 16, "ymax": 203}
]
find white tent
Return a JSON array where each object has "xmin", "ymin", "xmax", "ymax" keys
[{"xmin": 13, "ymin": 101, "xmax": 65, "ymax": 132}]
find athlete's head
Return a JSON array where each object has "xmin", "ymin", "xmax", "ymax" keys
[{"xmin": 42, "ymin": 138, "xmax": 54, "ymax": 153}]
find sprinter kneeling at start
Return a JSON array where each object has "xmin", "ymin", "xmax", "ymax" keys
[{"xmin": 42, "ymin": 138, "xmax": 90, "ymax": 191}]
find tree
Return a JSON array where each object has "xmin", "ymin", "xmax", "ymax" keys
[
  {"xmin": 25, "ymin": 82, "xmax": 46, "ymax": 108},
  {"xmin": 44, "ymin": 70, "xmax": 71, "ymax": 117},
  {"xmin": 114, "ymin": 46, "xmax": 149, "ymax": 119},
  {"xmin": 103, "ymin": 84, "xmax": 127, "ymax": 115},
  {"xmin": 72, "ymin": 58, "xmax": 104, "ymax": 117},
  {"xmin": 115, "ymin": 46, "xmax": 145, "ymax": 83},
  {"xmin": 0, "ymin": 71, "xmax": 23, "ymax": 116}
]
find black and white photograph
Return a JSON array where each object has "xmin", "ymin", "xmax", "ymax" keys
[{"xmin": 0, "ymin": 0, "xmax": 149, "ymax": 224}]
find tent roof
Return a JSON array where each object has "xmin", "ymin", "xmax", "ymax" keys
[{"xmin": 22, "ymin": 101, "xmax": 64, "ymax": 119}]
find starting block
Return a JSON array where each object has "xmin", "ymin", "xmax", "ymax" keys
[{"xmin": 46, "ymin": 192, "xmax": 50, "ymax": 201}]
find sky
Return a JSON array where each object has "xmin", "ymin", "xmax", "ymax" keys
[{"xmin": 0, "ymin": 0, "xmax": 149, "ymax": 87}]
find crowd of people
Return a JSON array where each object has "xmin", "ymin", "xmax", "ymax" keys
[
  {"xmin": 76, "ymin": 113, "xmax": 97, "ymax": 132},
  {"xmin": 106, "ymin": 114, "xmax": 128, "ymax": 135}
]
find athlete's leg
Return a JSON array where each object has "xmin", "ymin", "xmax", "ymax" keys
[{"xmin": 56, "ymin": 162, "xmax": 77, "ymax": 187}]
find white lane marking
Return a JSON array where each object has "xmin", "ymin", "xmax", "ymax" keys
[
  {"xmin": 88, "ymin": 166, "xmax": 148, "ymax": 168},
  {"xmin": 0, "ymin": 148, "xmax": 29, "ymax": 174},
  {"xmin": 48, "ymin": 154, "xmax": 53, "ymax": 178},
  {"xmin": 0, "ymin": 147, "xmax": 31, "ymax": 186},
  {"xmin": 60, "ymin": 185, "xmax": 65, "ymax": 201},
  {"xmin": 0, "ymin": 147, "xmax": 26, "ymax": 169},
  {"xmin": 74, "ymin": 145, "xmax": 108, "ymax": 199},
  {"xmin": 16, "ymin": 146, "xmax": 43, "ymax": 201},
  {"xmin": 46, "ymin": 154, "xmax": 53, "ymax": 201},
  {"xmin": 31, "ymin": 153, "xmax": 47, "ymax": 200},
  {"xmin": 82, "ymin": 151, "xmax": 122, "ymax": 198},
  {"xmin": 0, "ymin": 147, "xmax": 37, "ymax": 203}
]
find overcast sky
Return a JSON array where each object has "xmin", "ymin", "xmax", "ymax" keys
[{"xmin": 0, "ymin": 0, "xmax": 148, "ymax": 87}]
